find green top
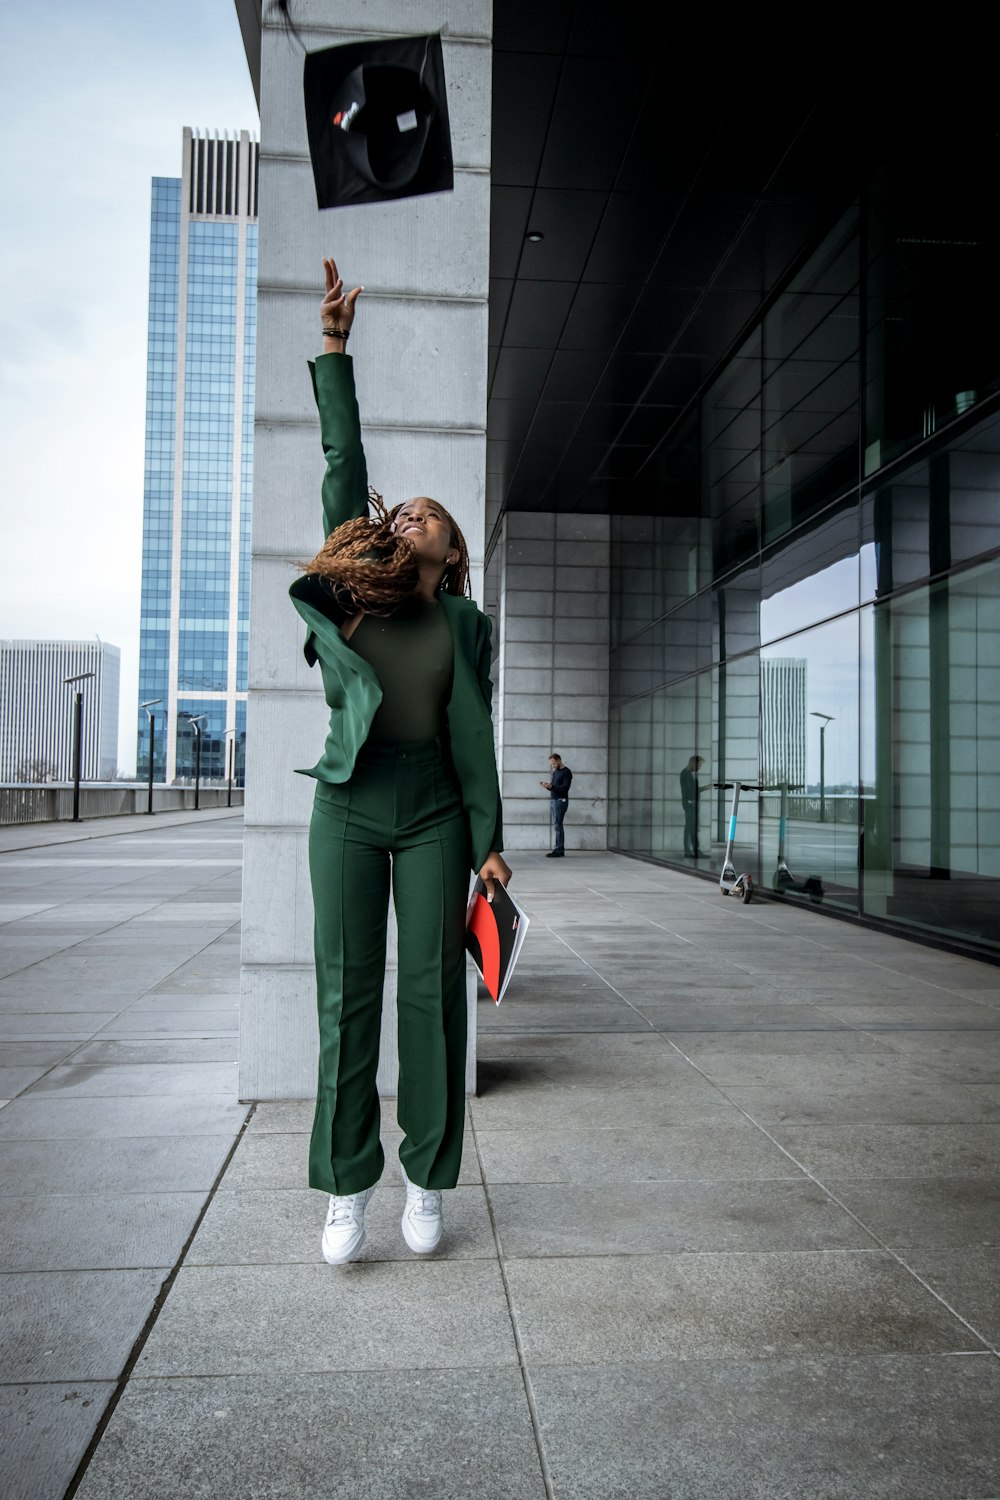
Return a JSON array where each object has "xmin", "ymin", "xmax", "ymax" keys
[{"xmin": 348, "ymin": 597, "xmax": 454, "ymax": 743}]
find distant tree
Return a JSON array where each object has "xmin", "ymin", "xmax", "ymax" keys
[{"xmin": 15, "ymin": 757, "xmax": 60, "ymax": 783}]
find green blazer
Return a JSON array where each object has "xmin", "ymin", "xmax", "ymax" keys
[{"xmin": 288, "ymin": 353, "xmax": 503, "ymax": 872}]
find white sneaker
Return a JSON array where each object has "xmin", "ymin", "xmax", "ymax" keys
[
  {"xmin": 321, "ymin": 1185, "xmax": 375, "ymax": 1265},
  {"xmin": 400, "ymin": 1163, "xmax": 443, "ymax": 1254}
]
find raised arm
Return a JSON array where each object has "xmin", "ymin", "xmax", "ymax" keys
[{"xmin": 310, "ymin": 257, "xmax": 367, "ymax": 538}]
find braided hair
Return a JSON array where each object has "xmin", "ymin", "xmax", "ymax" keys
[{"xmin": 299, "ymin": 488, "xmax": 471, "ymax": 616}]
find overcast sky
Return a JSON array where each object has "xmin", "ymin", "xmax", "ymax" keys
[{"xmin": 0, "ymin": 0, "xmax": 259, "ymax": 774}]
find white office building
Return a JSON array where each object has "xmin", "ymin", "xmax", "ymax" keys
[{"xmin": 0, "ymin": 640, "xmax": 120, "ymax": 783}]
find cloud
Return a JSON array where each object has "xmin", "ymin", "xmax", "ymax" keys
[{"xmin": 0, "ymin": 0, "xmax": 259, "ymax": 774}]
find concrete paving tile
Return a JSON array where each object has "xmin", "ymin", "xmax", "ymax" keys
[
  {"xmin": 0, "ymin": 1064, "xmax": 58, "ymax": 1097},
  {"xmin": 680, "ymin": 1050, "xmax": 942, "ymax": 1090},
  {"xmin": 0, "ymin": 1190, "xmax": 207, "ymax": 1270},
  {"xmin": 0, "ymin": 1270, "xmax": 167, "ymax": 1381},
  {"xmin": 0, "ymin": 1094, "xmax": 249, "ymax": 1141},
  {"xmin": 476, "ymin": 1040, "xmax": 702, "ymax": 1094},
  {"xmin": 530, "ymin": 1355, "xmax": 1000, "ymax": 1500},
  {"xmin": 0, "ymin": 986, "xmax": 145, "ymax": 1012},
  {"xmin": 504, "ymin": 1250, "xmax": 984, "ymax": 1365},
  {"xmin": 72, "ymin": 1039, "xmax": 237, "ymax": 1065},
  {"xmin": 489, "ymin": 1179, "xmax": 873, "ymax": 1257},
  {"xmin": 872, "ymin": 1030, "xmax": 1000, "ymax": 1082},
  {"xmin": 0, "ymin": 957, "xmax": 185, "ymax": 996},
  {"xmin": 471, "ymin": 1083, "xmax": 738, "ymax": 1131},
  {"xmin": 0, "ymin": 902, "xmax": 59, "ymax": 920},
  {"xmin": 670, "ymin": 1030, "xmax": 898, "ymax": 1060},
  {"xmin": 0, "ymin": 1134, "xmax": 235, "ymax": 1196},
  {"xmin": 821, "ymin": 1000, "xmax": 1000, "ymax": 1029},
  {"xmin": 245, "ymin": 1099, "xmax": 315, "ymax": 1133},
  {"xmin": 479, "ymin": 1000, "xmax": 653, "ymax": 1034},
  {"xmin": 135, "ymin": 1260, "xmax": 518, "ymax": 1377},
  {"xmin": 0, "ymin": 1040, "xmax": 82, "ymax": 1066},
  {"xmin": 221, "ymin": 1128, "xmax": 481, "ymax": 1190},
  {"xmin": 25, "ymin": 1061, "xmax": 239, "ymax": 1098},
  {"xmin": 0, "ymin": 1012, "xmax": 117, "ymax": 1039},
  {"xmin": 189, "ymin": 1184, "xmax": 496, "ymax": 1265},
  {"xmin": 124, "ymin": 990, "xmax": 240, "ymax": 1012},
  {"xmin": 73, "ymin": 1369, "xmax": 543, "ymax": 1500},
  {"xmin": 773, "ymin": 1123, "xmax": 1000, "ymax": 1179},
  {"xmin": 475, "ymin": 1123, "xmax": 798, "ymax": 1185},
  {"xmin": 96, "ymin": 1010, "xmax": 237, "ymax": 1038},
  {"xmin": 901, "ymin": 1247, "xmax": 1000, "ymax": 1347},
  {"xmin": 723, "ymin": 1080, "xmax": 1000, "ymax": 1126},
  {"xmin": 148, "ymin": 965, "xmax": 239, "ymax": 997},
  {"xmin": 829, "ymin": 1177, "xmax": 1000, "ymax": 1248},
  {"xmin": 0, "ymin": 1381, "xmax": 117, "ymax": 1500},
  {"xmin": 638, "ymin": 1003, "xmax": 851, "ymax": 1030}
]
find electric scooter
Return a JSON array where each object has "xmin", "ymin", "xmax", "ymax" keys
[
  {"xmin": 713, "ymin": 781, "xmax": 759, "ymax": 903},
  {"xmin": 771, "ymin": 782, "xmax": 825, "ymax": 901}
]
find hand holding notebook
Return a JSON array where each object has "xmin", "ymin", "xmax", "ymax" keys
[{"xmin": 465, "ymin": 877, "xmax": 530, "ymax": 1004}]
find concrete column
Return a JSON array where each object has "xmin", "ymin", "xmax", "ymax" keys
[
  {"xmin": 494, "ymin": 511, "xmax": 610, "ymax": 852},
  {"xmin": 240, "ymin": 2, "xmax": 492, "ymax": 1100}
]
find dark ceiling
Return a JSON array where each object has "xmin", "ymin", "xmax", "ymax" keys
[{"xmin": 486, "ymin": 3, "xmax": 885, "ymax": 539}]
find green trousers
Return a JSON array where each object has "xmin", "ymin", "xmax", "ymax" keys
[{"xmin": 308, "ymin": 738, "xmax": 470, "ymax": 1196}]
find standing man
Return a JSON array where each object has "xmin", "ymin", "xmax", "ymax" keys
[
  {"xmin": 679, "ymin": 754, "xmax": 705, "ymax": 857},
  {"xmin": 541, "ymin": 753, "xmax": 573, "ymax": 858}
]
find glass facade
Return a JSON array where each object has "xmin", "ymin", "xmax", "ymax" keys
[
  {"xmin": 137, "ymin": 177, "xmax": 180, "ymax": 781},
  {"xmin": 136, "ymin": 134, "xmax": 255, "ymax": 785},
  {"xmin": 609, "ymin": 136, "xmax": 1000, "ymax": 956}
]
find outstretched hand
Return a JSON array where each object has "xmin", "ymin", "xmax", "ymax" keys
[{"xmin": 321, "ymin": 256, "xmax": 363, "ymax": 332}]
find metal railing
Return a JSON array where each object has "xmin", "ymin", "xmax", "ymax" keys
[{"xmin": 0, "ymin": 783, "xmax": 244, "ymax": 827}]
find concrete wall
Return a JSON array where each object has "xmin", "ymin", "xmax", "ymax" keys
[
  {"xmin": 493, "ymin": 512, "xmax": 610, "ymax": 852},
  {"xmin": 241, "ymin": 2, "xmax": 493, "ymax": 1100},
  {"xmin": 0, "ymin": 785, "xmax": 242, "ymax": 827}
]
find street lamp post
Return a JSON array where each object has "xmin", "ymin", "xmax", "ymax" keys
[
  {"xmin": 140, "ymin": 699, "xmax": 162, "ymax": 815},
  {"xmin": 224, "ymin": 728, "xmax": 236, "ymax": 808},
  {"xmin": 63, "ymin": 671, "xmax": 96, "ymax": 822},
  {"xmin": 180, "ymin": 714, "xmax": 208, "ymax": 810},
  {"xmin": 811, "ymin": 712, "xmax": 835, "ymax": 823}
]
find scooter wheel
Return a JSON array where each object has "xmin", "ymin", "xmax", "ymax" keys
[{"xmin": 741, "ymin": 876, "xmax": 753, "ymax": 904}]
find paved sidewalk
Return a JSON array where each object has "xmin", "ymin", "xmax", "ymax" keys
[
  {"xmin": 0, "ymin": 810, "xmax": 247, "ymax": 1500},
  {"xmin": 3, "ymin": 826, "xmax": 1000, "ymax": 1498}
]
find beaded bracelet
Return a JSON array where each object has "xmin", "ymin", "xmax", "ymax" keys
[{"xmin": 322, "ymin": 327, "xmax": 349, "ymax": 340}]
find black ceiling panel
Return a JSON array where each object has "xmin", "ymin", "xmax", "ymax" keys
[
  {"xmin": 538, "ymin": 56, "xmax": 655, "ymax": 191},
  {"xmin": 541, "ymin": 348, "xmax": 606, "ymax": 402},
  {"xmin": 514, "ymin": 189, "xmax": 608, "ymax": 280},
  {"xmin": 490, "ymin": 346, "xmax": 553, "ymax": 401},
  {"xmin": 488, "ymin": 2, "xmax": 878, "ymax": 521},
  {"xmin": 502, "ymin": 279, "xmax": 577, "ymax": 349},
  {"xmin": 617, "ymin": 286, "xmax": 698, "ymax": 354},
  {"xmin": 490, "ymin": 53, "xmax": 562, "ymax": 186},
  {"xmin": 581, "ymin": 191, "xmax": 684, "ymax": 285},
  {"xmin": 489, "ymin": 186, "xmax": 534, "ymax": 277},
  {"xmin": 559, "ymin": 282, "xmax": 639, "ymax": 352}
]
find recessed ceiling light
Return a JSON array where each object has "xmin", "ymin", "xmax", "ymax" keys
[{"xmin": 526, "ymin": 230, "xmax": 544, "ymax": 242}]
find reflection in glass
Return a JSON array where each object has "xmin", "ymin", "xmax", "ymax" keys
[
  {"xmin": 762, "ymin": 210, "xmax": 859, "ymax": 544},
  {"xmin": 862, "ymin": 559, "xmax": 1000, "ymax": 947},
  {"xmin": 864, "ymin": 143, "xmax": 1000, "ymax": 475},
  {"xmin": 861, "ymin": 405, "xmax": 1000, "ymax": 597},
  {"xmin": 760, "ymin": 615, "xmax": 860, "ymax": 911}
]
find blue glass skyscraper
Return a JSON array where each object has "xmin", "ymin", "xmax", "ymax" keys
[{"xmin": 137, "ymin": 128, "xmax": 257, "ymax": 786}]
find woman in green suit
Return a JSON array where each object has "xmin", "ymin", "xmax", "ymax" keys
[{"xmin": 289, "ymin": 257, "xmax": 511, "ymax": 1266}]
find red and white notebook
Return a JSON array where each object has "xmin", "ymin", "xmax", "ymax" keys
[{"xmin": 465, "ymin": 877, "xmax": 530, "ymax": 1004}]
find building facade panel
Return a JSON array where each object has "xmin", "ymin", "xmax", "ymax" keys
[
  {"xmin": 136, "ymin": 129, "xmax": 256, "ymax": 788},
  {"xmin": 1, "ymin": 641, "xmax": 119, "ymax": 783}
]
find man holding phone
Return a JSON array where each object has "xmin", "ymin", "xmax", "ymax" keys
[{"xmin": 540, "ymin": 753, "xmax": 573, "ymax": 858}]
